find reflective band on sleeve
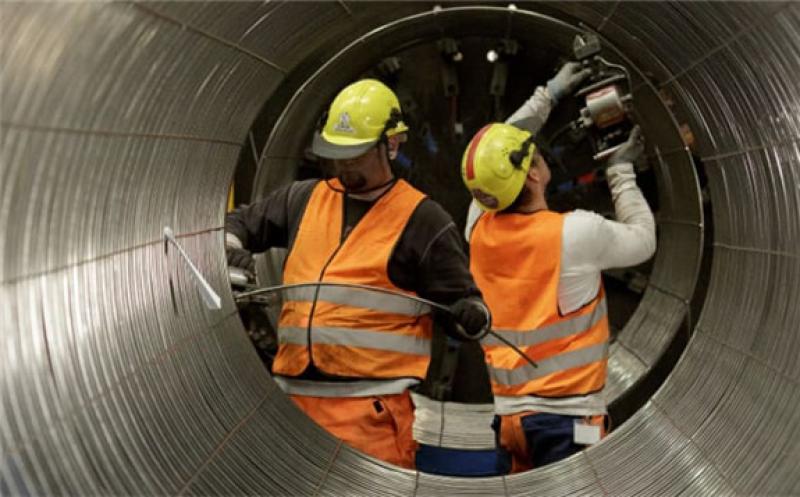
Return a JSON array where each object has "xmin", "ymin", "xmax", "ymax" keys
[
  {"xmin": 283, "ymin": 286, "xmax": 430, "ymax": 316},
  {"xmin": 489, "ymin": 342, "xmax": 609, "ymax": 387},
  {"xmin": 278, "ymin": 326, "xmax": 431, "ymax": 356},
  {"xmin": 273, "ymin": 376, "xmax": 418, "ymax": 397},
  {"xmin": 482, "ymin": 298, "xmax": 607, "ymax": 347}
]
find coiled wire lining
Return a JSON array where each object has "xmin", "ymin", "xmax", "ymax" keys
[{"xmin": 1, "ymin": 2, "xmax": 799, "ymax": 496}]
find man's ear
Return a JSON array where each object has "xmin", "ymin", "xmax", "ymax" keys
[
  {"xmin": 386, "ymin": 134, "xmax": 405, "ymax": 160},
  {"xmin": 527, "ymin": 166, "xmax": 540, "ymax": 184}
]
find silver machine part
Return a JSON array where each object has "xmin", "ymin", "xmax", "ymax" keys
[
  {"xmin": 228, "ymin": 267, "xmax": 251, "ymax": 288},
  {"xmin": 582, "ymin": 85, "xmax": 632, "ymax": 160},
  {"xmin": 585, "ymin": 85, "xmax": 627, "ymax": 128},
  {"xmin": 592, "ymin": 144, "xmax": 623, "ymax": 162},
  {"xmin": 3, "ymin": 3, "xmax": 799, "ymax": 496}
]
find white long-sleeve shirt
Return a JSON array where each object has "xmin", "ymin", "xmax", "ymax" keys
[
  {"xmin": 465, "ymin": 163, "xmax": 656, "ymax": 316},
  {"xmin": 465, "ymin": 87, "xmax": 657, "ymax": 415}
]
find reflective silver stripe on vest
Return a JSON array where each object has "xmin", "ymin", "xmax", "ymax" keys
[
  {"xmin": 273, "ymin": 376, "xmax": 418, "ymax": 397},
  {"xmin": 488, "ymin": 341, "xmax": 609, "ymax": 387},
  {"xmin": 283, "ymin": 286, "xmax": 430, "ymax": 316},
  {"xmin": 482, "ymin": 298, "xmax": 608, "ymax": 348},
  {"xmin": 278, "ymin": 326, "xmax": 431, "ymax": 356}
]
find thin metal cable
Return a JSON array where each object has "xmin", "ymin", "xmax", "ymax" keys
[{"xmin": 236, "ymin": 281, "xmax": 539, "ymax": 368}]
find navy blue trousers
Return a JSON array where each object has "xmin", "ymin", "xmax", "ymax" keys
[
  {"xmin": 415, "ymin": 444, "xmax": 509, "ymax": 476},
  {"xmin": 519, "ymin": 412, "xmax": 590, "ymax": 467}
]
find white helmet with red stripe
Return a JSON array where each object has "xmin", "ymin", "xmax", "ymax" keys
[{"xmin": 461, "ymin": 123, "xmax": 536, "ymax": 212}]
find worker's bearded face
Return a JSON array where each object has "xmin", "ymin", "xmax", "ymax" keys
[
  {"xmin": 334, "ymin": 147, "xmax": 378, "ymax": 191},
  {"xmin": 338, "ymin": 169, "xmax": 367, "ymax": 190}
]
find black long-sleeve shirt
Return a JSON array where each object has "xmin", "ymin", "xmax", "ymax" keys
[{"xmin": 225, "ymin": 179, "xmax": 480, "ymax": 304}]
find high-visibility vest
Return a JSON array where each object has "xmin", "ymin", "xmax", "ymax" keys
[
  {"xmin": 272, "ymin": 179, "xmax": 433, "ymax": 381},
  {"xmin": 470, "ymin": 210, "xmax": 609, "ymax": 397}
]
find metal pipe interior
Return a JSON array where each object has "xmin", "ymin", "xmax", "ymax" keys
[{"xmin": 2, "ymin": 2, "xmax": 799, "ymax": 495}]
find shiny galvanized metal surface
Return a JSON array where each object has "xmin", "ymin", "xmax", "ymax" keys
[{"xmin": 2, "ymin": 2, "xmax": 799, "ymax": 495}]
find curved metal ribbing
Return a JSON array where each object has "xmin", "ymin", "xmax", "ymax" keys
[{"xmin": 2, "ymin": 2, "xmax": 798, "ymax": 496}]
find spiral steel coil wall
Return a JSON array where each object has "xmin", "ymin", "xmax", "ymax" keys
[{"xmin": 2, "ymin": 2, "xmax": 798, "ymax": 496}]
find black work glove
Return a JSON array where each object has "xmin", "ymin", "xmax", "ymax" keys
[
  {"xmin": 607, "ymin": 125, "xmax": 645, "ymax": 166},
  {"xmin": 449, "ymin": 297, "xmax": 491, "ymax": 341},
  {"xmin": 226, "ymin": 247, "xmax": 255, "ymax": 274}
]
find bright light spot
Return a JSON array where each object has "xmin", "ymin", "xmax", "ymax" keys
[
  {"xmin": 486, "ymin": 50, "xmax": 499, "ymax": 63},
  {"xmin": 508, "ymin": 3, "xmax": 517, "ymax": 10}
]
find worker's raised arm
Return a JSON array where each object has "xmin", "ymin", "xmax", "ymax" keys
[
  {"xmin": 505, "ymin": 62, "xmax": 591, "ymax": 135},
  {"xmin": 564, "ymin": 126, "xmax": 656, "ymax": 272},
  {"xmin": 605, "ymin": 126, "xmax": 657, "ymax": 264},
  {"xmin": 504, "ymin": 85, "xmax": 552, "ymax": 134}
]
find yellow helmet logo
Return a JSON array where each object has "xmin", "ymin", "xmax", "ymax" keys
[
  {"xmin": 332, "ymin": 112, "xmax": 355, "ymax": 134},
  {"xmin": 312, "ymin": 79, "xmax": 409, "ymax": 160},
  {"xmin": 461, "ymin": 123, "xmax": 536, "ymax": 212}
]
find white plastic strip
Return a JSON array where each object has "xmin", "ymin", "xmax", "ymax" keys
[
  {"xmin": 410, "ymin": 392, "xmax": 497, "ymax": 450},
  {"xmin": 494, "ymin": 391, "xmax": 607, "ymax": 417},
  {"xmin": 163, "ymin": 226, "xmax": 221, "ymax": 310}
]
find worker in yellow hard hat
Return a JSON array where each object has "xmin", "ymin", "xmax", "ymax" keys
[
  {"xmin": 461, "ymin": 62, "xmax": 656, "ymax": 472},
  {"xmin": 225, "ymin": 79, "xmax": 491, "ymax": 469},
  {"xmin": 462, "ymin": 123, "xmax": 537, "ymax": 212},
  {"xmin": 311, "ymin": 79, "xmax": 409, "ymax": 162}
]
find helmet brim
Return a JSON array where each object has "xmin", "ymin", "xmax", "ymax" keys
[{"xmin": 311, "ymin": 132, "xmax": 377, "ymax": 160}]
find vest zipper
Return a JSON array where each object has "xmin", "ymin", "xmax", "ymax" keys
[
  {"xmin": 305, "ymin": 244, "xmax": 344, "ymax": 369},
  {"xmin": 305, "ymin": 194, "xmax": 352, "ymax": 369}
]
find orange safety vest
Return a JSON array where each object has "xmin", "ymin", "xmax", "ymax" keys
[
  {"xmin": 470, "ymin": 210, "xmax": 609, "ymax": 398},
  {"xmin": 272, "ymin": 179, "xmax": 433, "ymax": 381}
]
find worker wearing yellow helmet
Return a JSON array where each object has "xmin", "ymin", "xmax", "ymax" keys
[
  {"xmin": 225, "ymin": 78, "xmax": 491, "ymax": 469},
  {"xmin": 461, "ymin": 123, "xmax": 538, "ymax": 212},
  {"xmin": 312, "ymin": 78, "xmax": 408, "ymax": 162},
  {"xmin": 461, "ymin": 62, "xmax": 657, "ymax": 472}
]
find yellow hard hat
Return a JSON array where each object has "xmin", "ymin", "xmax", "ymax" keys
[
  {"xmin": 461, "ymin": 123, "xmax": 536, "ymax": 212},
  {"xmin": 312, "ymin": 79, "xmax": 409, "ymax": 159}
]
